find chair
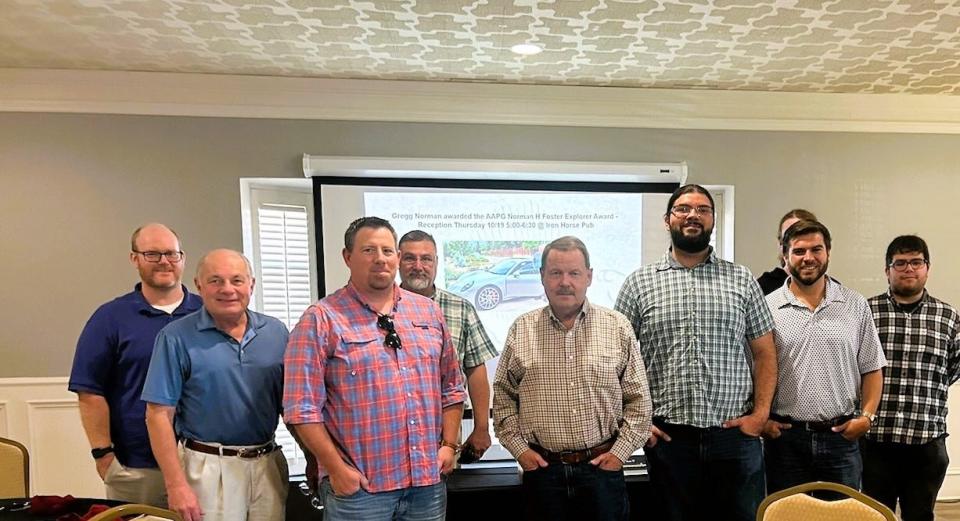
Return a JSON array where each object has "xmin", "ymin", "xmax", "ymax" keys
[
  {"xmin": 88, "ymin": 503, "xmax": 184, "ymax": 521},
  {"xmin": 0, "ymin": 436, "xmax": 29, "ymax": 498},
  {"xmin": 756, "ymin": 481, "xmax": 896, "ymax": 521}
]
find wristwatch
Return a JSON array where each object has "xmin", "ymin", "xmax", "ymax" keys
[
  {"xmin": 439, "ymin": 440, "xmax": 462, "ymax": 454},
  {"xmin": 860, "ymin": 411, "xmax": 877, "ymax": 424},
  {"xmin": 91, "ymin": 446, "xmax": 114, "ymax": 459}
]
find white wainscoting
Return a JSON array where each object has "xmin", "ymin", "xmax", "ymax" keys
[
  {"xmin": 2, "ymin": 377, "xmax": 960, "ymax": 499},
  {"xmin": 0, "ymin": 377, "xmax": 104, "ymax": 497}
]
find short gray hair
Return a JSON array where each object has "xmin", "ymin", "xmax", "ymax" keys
[
  {"xmin": 541, "ymin": 236, "xmax": 591, "ymax": 270},
  {"xmin": 195, "ymin": 249, "xmax": 253, "ymax": 279}
]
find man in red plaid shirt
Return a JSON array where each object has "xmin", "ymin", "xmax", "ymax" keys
[{"xmin": 284, "ymin": 216, "xmax": 465, "ymax": 521}]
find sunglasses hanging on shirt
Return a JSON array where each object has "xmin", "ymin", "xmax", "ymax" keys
[{"xmin": 377, "ymin": 314, "xmax": 403, "ymax": 350}]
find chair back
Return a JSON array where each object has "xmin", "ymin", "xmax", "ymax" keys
[
  {"xmin": 757, "ymin": 481, "xmax": 896, "ymax": 521},
  {"xmin": 0, "ymin": 437, "xmax": 29, "ymax": 498},
  {"xmin": 87, "ymin": 503, "xmax": 184, "ymax": 521}
]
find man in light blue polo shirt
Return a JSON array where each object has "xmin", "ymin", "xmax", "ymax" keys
[{"xmin": 143, "ymin": 249, "xmax": 288, "ymax": 521}]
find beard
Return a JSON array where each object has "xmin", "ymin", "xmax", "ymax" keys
[
  {"xmin": 403, "ymin": 273, "xmax": 432, "ymax": 291},
  {"xmin": 891, "ymin": 284, "xmax": 923, "ymax": 300},
  {"xmin": 141, "ymin": 267, "xmax": 180, "ymax": 290},
  {"xmin": 670, "ymin": 222, "xmax": 713, "ymax": 254},
  {"xmin": 788, "ymin": 260, "xmax": 829, "ymax": 286},
  {"xmin": 891, "ymin": 279, "xmax": 924, "ymax": 300}
]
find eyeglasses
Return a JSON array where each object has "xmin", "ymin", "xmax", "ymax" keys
[
  {"xmin": 889, "ymin": 259, "xmax": 928, "ymax": 271},
  {"xmin": 670, "ymin": 205, "xmax": 714, "ymax": 217},
  {"xmin": 133, "ymin": 250, "xmax": 184, "ymax": 262},
  {"xmin": 377, "ymin": 314, "xmax": 403, "ymax": 350}
]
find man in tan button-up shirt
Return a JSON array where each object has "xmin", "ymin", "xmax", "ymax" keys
[{"xmin": 493, "ymin": 236, "xmax": 652, "ymax": 521}]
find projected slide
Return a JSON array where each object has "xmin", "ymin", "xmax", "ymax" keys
[{"xmin": 365, "ymin": 191, "xmax": 642, "ymax": 351}]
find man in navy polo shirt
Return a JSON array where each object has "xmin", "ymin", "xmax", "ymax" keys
[
  {"xmin": 143, "ymin": 249, "xmax": 288, "ymax": 521},
  {"xmin": 69, "ymin": 223, "xmax": 201, "ymax": 506}
]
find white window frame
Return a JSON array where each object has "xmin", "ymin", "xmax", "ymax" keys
[{"xmin": 241, "ymin": 177, "xmax": 317, "ymax": 477}]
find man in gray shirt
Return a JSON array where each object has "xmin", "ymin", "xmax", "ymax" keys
[
  {"xmin": 763, "ymin": 219, "xmax": 886, "ymax": 492},
  {"xmin": 615, "ymin": 184, "xmax": 777, "ymax": 521}
]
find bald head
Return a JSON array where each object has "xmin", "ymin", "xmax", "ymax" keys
[
  {"xmin": 129, "ymin": 223, "xmax": 184, "ymax": 290},
  {"xmin": 131, "ymin": 223, "xmax": 180, "ymax": 252},
  {"xmin": 195, "ymin": 249, "xmax": 253, "ymax": 280},
  {"xmin": 194, "ymin": 249, "xmax": 255, "ymax": 321}
]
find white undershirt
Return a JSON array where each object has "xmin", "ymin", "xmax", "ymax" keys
[{"xmin": 152, "ymin": 296, "xmax": 184, "ymax": 315}]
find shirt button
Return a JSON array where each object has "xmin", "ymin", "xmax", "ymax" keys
[
  {"xmin": 410, "ymin": 420, "xmax": 416, "ymax": 425},
  {"xmin": 351, "ymin": 370, "xmax": 357, "ymax": 376}
]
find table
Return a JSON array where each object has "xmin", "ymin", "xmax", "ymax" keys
[{"xmin": 0, "ymin": 497, "xmax": 124, "ymax": 520}]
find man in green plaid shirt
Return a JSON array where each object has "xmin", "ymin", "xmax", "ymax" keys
[{"xmin": 399, "ymin": 230, "xmax": 500, "ymax": 461}]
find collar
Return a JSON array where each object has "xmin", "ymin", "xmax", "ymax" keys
[
  {"xmin": 132, "ymin": 283, "xmax": 194, "ymax": 316},
  {"xmin": 656, "ymin": 247, "xmax": 716, "ymax": 271},
  {"xmin": 345, "ymin": 281, "xmax": 402, "ymax": 315},
  {"xmin": 777, "ymin": 275, "xmax": 845, "ymax": 309},
  {"xmin": 196, "ymin": 307, "xmax": 263, "ymax": 332},
  {"xmin": 884, "ymin": 288, "xmax": 929, "ymax": 311},
  {"xmin": 546, "ymin": 298, "xmax": 591, "ymax": 329}
]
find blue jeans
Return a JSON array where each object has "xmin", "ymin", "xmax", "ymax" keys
[
  {"xmin": 320, "ymin": 478, "xmax": 446, "ymax": 521},
  {"xmin": 521, "ymin": 461, "xmax": 628, "ymax": 521},
  {"xmin": 764, "ymin": 427, "xmax": 862, "ymax": 493},
  {"xmin": 645, "ymin": 421, "xmax": 765, "ymax": 521}
]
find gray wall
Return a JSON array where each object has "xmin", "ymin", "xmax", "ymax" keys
[{"xmin": 3, "ymin": 112, "xmax": 958, "ymax": 377}]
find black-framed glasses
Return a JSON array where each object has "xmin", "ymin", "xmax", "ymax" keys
[
  {"xmin": 133, "ymin": 250, "xmax": 184, "ymax": 262},
  {"xmin": 670, "ymin": 205, "xmax": 714, "ymax": 217},
  {"xmin": 377, "ymin": 314, "xmax": 403, "ymax": 350},
  {"xmin": 889, "ymin": 258, "xmax": 928, "ymax": 272}
]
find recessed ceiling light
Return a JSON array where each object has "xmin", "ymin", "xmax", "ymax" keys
[{"xmin": 510, "ymin": 43, "xmax": 543, "ymax": 56}]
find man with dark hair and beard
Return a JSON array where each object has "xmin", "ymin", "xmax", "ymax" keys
[
  {"xmin": 614, "ymin": 184, "xmax": 777, "ymax": 521},
  {"xmin": 763, "ymin": 219, "xmax": 885, "ymax": 493},
  {"xmin": 862, "ymin": 235, "xmax": 960, "ymax": 521}
]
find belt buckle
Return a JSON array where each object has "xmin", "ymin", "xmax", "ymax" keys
[
  {"xmin": 235, "ymin": 446, "xmax": 253, "ymax": 458},
  {"xmin": 558, "ymin": 449, "xmax": 580, "ymax": 464}
]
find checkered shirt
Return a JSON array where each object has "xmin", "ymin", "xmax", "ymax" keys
[
  {"xmin": 283, "ymin": 283, "xmax": 465, "ymax": 493},
  {"xmin": 433, "ymin": 288, "xmax": 498, "ymax": 370},
  {"xmin": 492, "ymin": 301, "xmax": 652, "ymax": 463},
  {"xmin": 614, "ymin": 249, "xmax": 774, "ymax": 427},
  {"xmin": 867, "ymin": 290, "xmax": 960, "ymax": 444},
  {"xmin": 766, "ymin": 278, "xmax": 886, "ymax": 421}
]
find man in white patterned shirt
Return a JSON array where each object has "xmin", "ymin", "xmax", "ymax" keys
[
  {"xmin": 763, "ymin": 219, "xmax": 886, "ymax": 493},
  {"xmin": 493, "ymin": 236, "xmax": 651, "ymax": 521},
  {"xmin": 615, "ymin": 184, "xmax": 777, "ymax": 521},
  {"xmin": 862, "ymin": 235, "xmax": 960, "ymax": 521},
  {"xmin": 399, "ymin": 230, "xmax": 499, "ymax": 462}
]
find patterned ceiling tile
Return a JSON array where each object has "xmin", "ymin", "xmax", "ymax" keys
[{"xmin": 2, "ymin": 0, "xmax": 960, "ymax": 94}]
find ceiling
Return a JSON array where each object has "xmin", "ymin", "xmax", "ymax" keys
[{"xmin": 2, "ymin": 0, "xmax": 959, "ymax": 96}]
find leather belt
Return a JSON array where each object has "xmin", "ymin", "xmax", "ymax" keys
[
  {"xmin": 184, "ymin": 439, "xmax": 279, "ymax": 458},
  {"xmin": 529, "ymin": 440, "xmax": 615, "ymax": 465},
  {"xmin": 771, "ymin": 414, "xmax": 855, "ymax": 432}
]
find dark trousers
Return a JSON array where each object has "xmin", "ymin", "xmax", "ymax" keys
[
  {"xmin": 521, "ymin": 461, "xmax": 628, "ymax": 521},
  {"xmin": 861, "ymin": 436, "xmax": 949, "ymax": 521},
  {"xmin": 645, "ymin": 421, "xmax": 765, "ymax": 521},
  {"xmin": 764, "ymin": 427, "xmax": 862, "ymax": 494}
]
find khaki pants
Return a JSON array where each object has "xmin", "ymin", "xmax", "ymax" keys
[
  {"xmin": 181, "ymin": 443, "xmax": 288, "ymax": 521},
  {"xmin": 103, "ymin": 458, "xmax": 167, "ymax": 507}
]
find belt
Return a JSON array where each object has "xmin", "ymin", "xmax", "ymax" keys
[
  {"xmin": 529, "ymin": 440, "xmax": 615, "ymax": 465},
  {"xmin": 771, "ymin": 414, "xmax": 854, "ymax": 432},
  {"xmin": 184, "ymin": 439, "xmax": 279, "ymax": 458},
  {"xmin": 652, "ymin": 419, "xmax": 724, "ymax": 439}
]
